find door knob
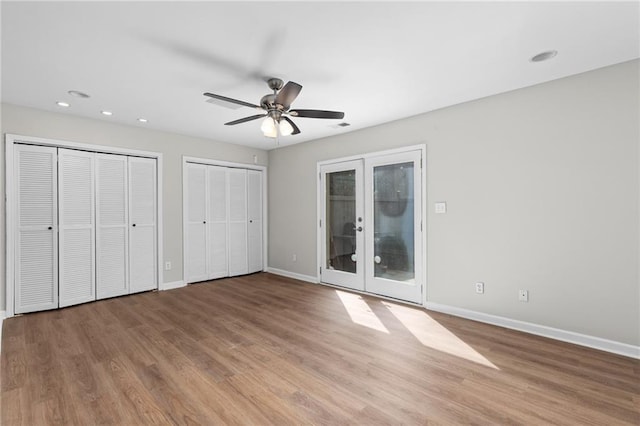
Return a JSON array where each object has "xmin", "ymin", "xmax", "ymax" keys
[
  {"xmin": 374, "ymin": 255, "xmax": 381, "ymax": 264},
  {"xmin": 48, "ymin": 226, "xmax": 52, "ymax": 230},
  {"xmin": 350, "ymin": 253, "xmax": 357, "ymax": 262},
  {"xmin": 132, "ymin": 224, "xmax": 136, "ymax": 227},
  {"xmin": 353, "ymin": 226, "xmax": 363, "ymax": 232}
]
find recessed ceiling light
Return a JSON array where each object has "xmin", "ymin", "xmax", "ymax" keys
[
  {"xmin": 56, "ymin": 101, "xmax": 70, "ymax": 107},
  {"xmin": 137, "ymin": 118, "xmax": 148, "ymax": 123},
  {"xmin": 530, "ymin": 50, "xmax": 558, "ymax": 62},
  {"xmin": 101, "ymin": 110, "xmax": 113, "ymax": 116},
  {"xmin": 68, "ymin": 90, "xmax": 90, "ymax": 98}
]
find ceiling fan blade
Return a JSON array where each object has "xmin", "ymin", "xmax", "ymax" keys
[
  {"xmin": 282, "ymin": 116, "xmax": 301, "ymax": 135},
  {"xmin": 289, "ymin": 109, "xmax": 345, "ymax": 119},
  {"xmin": 204, "ymin": 92, "xmax": 261, "ymax": 109},
  {"xmin": 225, "ymin": 114, "xmax": 266, "ymax": 126},
  {"xmin": 275, "ymin": 81, "xmax": 302, "ymax": 109}
]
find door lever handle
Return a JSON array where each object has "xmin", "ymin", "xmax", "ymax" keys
[{"xmin": 353, "ymin": 226, "xmax": 363, "ymax": 232}]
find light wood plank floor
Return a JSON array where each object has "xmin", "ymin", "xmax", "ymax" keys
[{"xmin": 2, "ymin": 273, "xmax": 639, "ymax": 425}]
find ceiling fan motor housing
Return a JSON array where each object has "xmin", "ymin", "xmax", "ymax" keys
[{"xmin": 260, "ymin": 93, "xmax": 277, "ymax": 110}]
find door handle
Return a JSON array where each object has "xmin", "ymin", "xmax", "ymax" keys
[
  {"xmin": 374, "ymin": 255, "xmax": 381, "ymax": 264},
  {"xmin": 353, "ymin": 226, "xmax": 363, "ymax": 232}
]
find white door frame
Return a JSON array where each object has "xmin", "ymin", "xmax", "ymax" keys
[
  {"xmin": 5, "ymin": 133, "xmax": 164, "ymax": 318},
  {"xmin": 181, "ymin": 156, "xmax": 268, "ymax": 285},
  {"xmin": 316, "ymin": 144, "xmax": 427, "ymax": 306}
]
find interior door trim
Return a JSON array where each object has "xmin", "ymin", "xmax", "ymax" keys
[{"xmin": 316, "ymin": 144, "xmax": 427, "ymax": 306}]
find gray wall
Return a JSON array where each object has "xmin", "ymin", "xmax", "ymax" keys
[
  {"xmin": 1, "ymin": 103, "xmax": 268, "ymax": 311},
  {"xmin": 268, "ymin": 60, "xmax": 639, "ymax": 346}
]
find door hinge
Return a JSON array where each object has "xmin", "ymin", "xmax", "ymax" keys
[
  {"xmin": 319, "ymin": 266, "xmax": 322, "ymax": 275},
  {"xmin": 319, "ymin": 172, "xmax": 321, "ymax": 180},
  {"xmin": 319, "ymin": 219, "xmax": 322, "ymax": 227},
  {"xmin": 420, "ymin": 158, "xmax": 423, "ymax": 168}
]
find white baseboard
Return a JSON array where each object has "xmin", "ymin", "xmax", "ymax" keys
[
  {"xmin": 425, "ymin": 302, "xmax": 640, "ymax": 360},
  {"xmin": 266, "ymin": 267, "xmax": 318, "ymax": 284},
  {"xmin": 159, "ymin": 280, "xmax": 186, "ymax": 291},
  {"xmin": 0, "ymin": 310, "xmax": 5, "ymax": 352}
]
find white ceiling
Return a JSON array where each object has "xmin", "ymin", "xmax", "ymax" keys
[{"xmin": 2, "ymin": 1, "xmax": 638, "ymax": 150}]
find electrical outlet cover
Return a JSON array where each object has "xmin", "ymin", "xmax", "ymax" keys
[{"xmin": 519, "ymin": 290, "xmax": 529, "ymax": 302}]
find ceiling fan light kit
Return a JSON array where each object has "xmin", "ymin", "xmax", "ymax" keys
[{"xmin": 204, "ymin": 78, "xmax": 345, "ymax": 139}]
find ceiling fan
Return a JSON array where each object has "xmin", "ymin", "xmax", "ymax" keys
[{"xmin": 204, "ymin": 78, "xmax": 344, "ymax": 138}]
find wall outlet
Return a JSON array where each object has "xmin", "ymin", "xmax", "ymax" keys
[
  {"xmin": 292, "ymin": 254, "xmax": 297, "ymax": 262},
  {"xmin": 475, "ymin": 282, "xmax": 484, "ymax": 294},
  {"xmin": 165, "ymin": 261, "xmax": 172, "ymax": 271},
  {"xmin": 435, "ymin": 202, "xmax": 447, "ymax": 214},
  {"xmin": 519, "ymin": 289, "xmax": 529, "ymax": 302}
]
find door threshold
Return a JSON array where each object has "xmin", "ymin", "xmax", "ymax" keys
[{"xmin": 317, "ymin": 280, "xmax": 424, "ymax": 308}]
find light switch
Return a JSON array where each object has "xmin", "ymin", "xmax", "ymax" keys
[{"xmin": 435, "ymin": 202, "xmax": 447, "ymax": 214}]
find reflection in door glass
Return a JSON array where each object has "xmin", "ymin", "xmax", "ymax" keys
[
  {"xmin": 326, "ymin": 170, "xmax": 356, "ymax": 273},
  {"xmin": 373, "ymin": 162, "xmax": 414, "ymax": 282}
]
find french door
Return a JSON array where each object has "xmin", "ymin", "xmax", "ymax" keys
[
  {"xmin": 320, "ymin": 160, "xmax": 365, "ymax": 291},
  {"xmin": 320, "ymin": 150, "xmax": 423, "ymax": 304}
]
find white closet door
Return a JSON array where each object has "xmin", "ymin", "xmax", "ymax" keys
[
  {"xmin": 58, "ymin": 148, "xmax": 96, "ymax": 308},
  {"xmin": 96, "ymin": 153, "xmax": 129, "ymax": 299},
  {"xmin": 129, "ymin": 157, "xmax": 157, "ymax": 293},
  {"xmin": 247, "ymin": 170, "xmax": 263, "ymax": 273},
  {"xmin": 15, "ymin": 145, "xmax": 59, "ymax": 314},
  {"xmin": 228, "ymin": 168, "xmax": 248, "ymax": 276},
  {"xmin": 186, "ymin": 163, "xmax": 208, "ymax": 283},
  {"xmin": 208, "ymin": 166, "xmax": 228, "ymax": 279}
]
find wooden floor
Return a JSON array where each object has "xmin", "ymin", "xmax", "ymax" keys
[{"xmin": 2, "ymin": 273, "xmax": 639, "ymax": 425}]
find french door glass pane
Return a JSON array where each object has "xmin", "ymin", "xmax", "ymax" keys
[
  {"xmin": 326, "ymin": 170, "xmax": 357, "ymax": 273},
  {"xmin": 373, "ymin": 162, "xmax": 414, "ymax": 282}
]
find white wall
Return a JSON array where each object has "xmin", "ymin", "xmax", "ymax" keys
[
  {"xmin": 1, "ymin": 103, "xmax": 268, "ymax": 311},
  {"xmin": 268, "ymin": 60, "xmax": 640, "ymax": 346}
]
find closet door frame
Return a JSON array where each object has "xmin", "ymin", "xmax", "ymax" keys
[
  {"xmin": 182, "ymin": 156, "xmax": 267, "ymax": 285},
  {"xmin": 5, "ymin": 133, "xmax": 164, "ymax": 318}
]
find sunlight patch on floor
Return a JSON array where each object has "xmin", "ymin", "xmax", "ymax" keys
[
  {"xmin": 382, "ymin": 302, "xmax": 499, "ymax": 369},
  {"xmin": 335, "ymin": 290, "xmax": 390, "ymax": 333}
]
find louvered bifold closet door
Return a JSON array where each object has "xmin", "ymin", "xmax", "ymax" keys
[
  {"xmin": 208, "ymin": 166, "xmax": 228, "ymax": 279},
  {"xmin": 228, "ymin": 168, "xmax": 248, "ymax": 276},
  {"xmin": 186, "ymin": 163, "xmax": 208, "ymax": 283},
  {"xmin": 129, "ymin": 157, "xmax": 158, "ymax": 293},
  {"xmin": 15, "ymin": 145, "xmax": 59, "ymax": 314},
  {"xmin": 247, "ymin": 170, "xmax": 263, "ymax": 273},
  {"xmin": 58, "ymin": 148, "xmax": 96, "ymax": 308},
  {"xmin": 96, "ymin": 153, "xmax": 129, "ymax": 299}
]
